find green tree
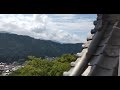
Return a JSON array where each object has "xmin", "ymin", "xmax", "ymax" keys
[{"xmin": 9, "ymin": 54, "xmax": 77, "ymax": 76}]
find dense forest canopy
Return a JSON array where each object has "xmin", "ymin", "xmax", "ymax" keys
[
  {"xmin": 0, "ymin": 33, "xmax": 82, "ymax": 63},
  {"xmin": 9, "ymin": 54, "xmax": 77, "ymax": 76}
]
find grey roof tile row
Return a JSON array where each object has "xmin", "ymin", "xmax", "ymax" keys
[{"xmin": 63, "ymin": 14, "xmax": 120, "ymax": 76}]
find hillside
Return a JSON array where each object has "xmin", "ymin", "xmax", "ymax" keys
[{"xmin": 0, "ymin": 32, "xmax": 82, "ymax": 63}]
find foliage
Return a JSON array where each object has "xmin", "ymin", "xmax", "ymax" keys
[
  {"xmin": 0, "ymin": 33, "xmax": 82, "ymax": 63},
  {"xmin": 9, "ymin": 54, "xmax": 77, "ymax": 76}
]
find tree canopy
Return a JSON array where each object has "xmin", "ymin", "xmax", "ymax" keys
[{"xmin": 9, "ymin": 54, "xmax": 77, "ymax": 76}]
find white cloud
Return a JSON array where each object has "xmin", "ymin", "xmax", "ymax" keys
[{"xmin": 0, "ymin": 14, "xmax": 96, "ymax": 43}]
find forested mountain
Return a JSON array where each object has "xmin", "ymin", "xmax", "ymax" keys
[{"xmin": 0, "ymin": 32, "xmax": 82, "ymax": 63}]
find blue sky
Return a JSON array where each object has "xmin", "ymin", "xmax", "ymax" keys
[{"xmin": 0, "ymin": 14, "xmax": 97, "ymax": 43}]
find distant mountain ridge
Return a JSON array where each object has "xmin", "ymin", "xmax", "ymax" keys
[
  {"xmin": 0, "ymin": 31, "xmax": 10, "ymax": 33},
  {"xmin": 0, "ymin": 32, "xmax": 83, "ymax": 63}
]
